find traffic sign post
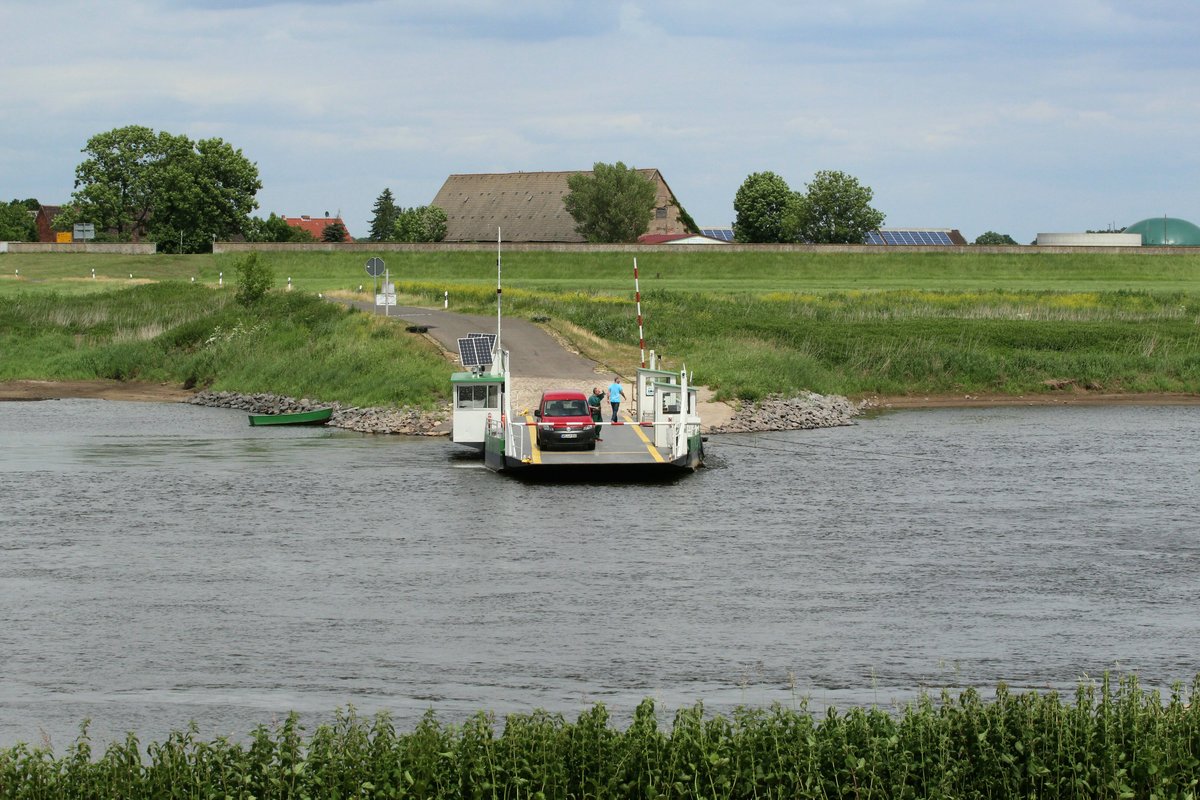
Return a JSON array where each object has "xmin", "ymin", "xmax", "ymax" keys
[
  {"xmin": 375, "ymin": 269, "xmax": 396, "ymax": 315},
  {"xmin": 366, "ymin": 257, "xmax": 386, "ymax": 310}
]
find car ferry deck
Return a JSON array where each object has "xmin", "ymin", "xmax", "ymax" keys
[{"xmin": 452, "ymin": 349, "xmax": 704, "ymax": 478}]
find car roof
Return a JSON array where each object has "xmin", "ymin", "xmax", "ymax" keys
[{"xmin": 540, "ymin": 389, "xmax": 587, "ymax": 400}]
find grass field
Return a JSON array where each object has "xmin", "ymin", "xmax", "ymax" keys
[
  {"xmin": 4, "ymin": 249, "xmax": 1200, "ymax": 295},
  {"xmin": 3, "ymin": 249, "xmax": 1200, "ymax": 404}
]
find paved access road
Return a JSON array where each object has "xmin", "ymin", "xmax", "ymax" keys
[
  {"xmin": 341, "ymin": 299, "xmax": 604, "ymax": 380},
  {"xmin": 337, "ymin": 297, "xmax": 731, "ymax": 426}
]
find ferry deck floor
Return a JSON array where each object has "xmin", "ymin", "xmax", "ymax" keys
[{"xmin": 517, "ymin": 413, "xmax": 672, "ymax": 468}]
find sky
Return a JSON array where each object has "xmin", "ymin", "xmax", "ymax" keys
[{"xmin": 2, "ymin": 0, "xmax": 1197, "ymax": 243}]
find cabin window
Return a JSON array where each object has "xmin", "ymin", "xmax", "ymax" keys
[
  {"xmin": 660, "ymin": 390, "xmax": 680, "ymax": 415},
  {"xmin": 456, "ymin": 384, "xmax": 501, "ymax": 409}
]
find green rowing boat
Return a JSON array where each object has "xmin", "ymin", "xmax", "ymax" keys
[{"xmin": 247, "ymin": 408, "xmax": 333, "ymax": 427}]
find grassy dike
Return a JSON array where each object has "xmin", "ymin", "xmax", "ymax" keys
[
  {"xmin": 2, "ymin": 676, "xmax": 1197, "ymax": 799},
  {"xmin": 0, "ymin": 282, "xmax": 450, "ymax": 408},
  {"xmin": 2, "ymin": 249, "xmax": 1200, "ymax": 405}
]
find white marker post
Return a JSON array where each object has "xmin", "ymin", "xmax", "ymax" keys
[{"xmin": 634, "ymin": 258, "xmax": 645, "ymax": 367}]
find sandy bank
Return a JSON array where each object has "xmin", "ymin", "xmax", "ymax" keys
[{"xmin": 0, "ymin": 380, "xmax": 193, "ymax": 403}]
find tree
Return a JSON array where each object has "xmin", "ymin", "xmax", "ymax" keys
[
  {"xmin": 234, "ymin": 252, "xmax": 274, "ymax": 306},
  {"xmin": 563, "ymin": 161, "xmax": 657, "ymax": 243},
  {"xmin": 368, "ymin": 188, "xmax": 399, "ymax": 242},
  {"xmin": 69, "ymin": 125, "xmax": 261, "ymax": 253},
  {"xmin": 322, "ymin": 221, "xmax": 349, "ymax": 242},
  {"xmin": 0, "ymin": 200, "xmax": 36, "ymax": 241},
  {"xmin": 791, "ymin": 170, "xmax": 885, "ymax": 244},
  {"xmin": 974, "ymin": 231, "xmax": 1018, "ymax": 245},
  {"xmin": 164, "ymin": 136, "xmax": 262, "ymax": 251},
  {"xmin": 244, "ymin": 213, "xmax": 317, "ymax": 243},
  {"xmin": 733, "ymin": 171, "xmax": 798, "ymax": 243},
  {"xmin": 392, "ymin": 205, "xmax": 447, "ymax": 242}
]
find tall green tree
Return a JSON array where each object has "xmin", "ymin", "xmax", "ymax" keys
[
  {"xmin": 0, "ymin": 200, "xmax": 36, "ymax": 241},
  {"xmin": 322, "ymin": 221, "xmax": 349, "ymax": 242},
  {"xmin": 368, "ymin": 188, "xmax": 399, "ymax": 242},
  {"xmin": 392, "ymin": 205, "xmax": 447, "ymax": 242},
  {"xmin": 69, "ymin": 125, "xmax": 261, "ymax": 253},
  {"xmin": 733, "ymin": 171, "xmax": 798, "ymax": 243},
  {"xmin": 563, "ymin": 162, "xmax": 657, "ymax": 243},
  {"xmin": 71, "ymin": 125, "xmax": 163, "ymax": 242},
  {"xmin": 791, "ymin": 170, "xmax": 885, "ymax": 244}
]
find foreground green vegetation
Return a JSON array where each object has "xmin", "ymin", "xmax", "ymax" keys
[
  {"xmin": 0, "ymin": 282, "xmax": 449, "ymax": 407},
  {"xmin": 2, "ymin": 676, "xmax": 1197, "ymax": 799},
  {"xmin": 2, "ymin": 250, "xmax": 1200, "ymax": 403}
]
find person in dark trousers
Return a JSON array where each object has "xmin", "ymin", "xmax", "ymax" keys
[
  {"xmin": 588, "ymin": 387, "xmax": 604, "ymax": 440},
  {"xmin": 607, "ymin": 377, "xmax": 626, "ymax": 423}
]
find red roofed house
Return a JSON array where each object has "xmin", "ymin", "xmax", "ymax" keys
[{"xmin": 284, "ymin": 214, "xmax": 352, "ymax": 242}]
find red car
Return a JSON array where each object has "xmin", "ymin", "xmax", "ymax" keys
[{"xmin": 534, "ymin": 390, "xmax": 598, "ymax": 450}]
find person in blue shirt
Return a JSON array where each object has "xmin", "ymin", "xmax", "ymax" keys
[{"xmin": 607, "ymin": 377, "xmax": 627, "ymax": 423}]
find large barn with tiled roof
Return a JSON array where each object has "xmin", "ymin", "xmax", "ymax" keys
[{"xmin": 431, "ymin": 169, "xmax": 692, "ymax": 243}]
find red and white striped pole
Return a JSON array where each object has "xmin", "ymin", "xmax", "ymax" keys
[{"xmin": 634, "ymin": 258, "xmax": 645, "ymax": 367}]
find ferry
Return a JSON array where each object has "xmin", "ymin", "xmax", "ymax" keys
[
  {"xmin": 451, "ymin": 347, "xmax": 704, "ymax": 477},
  {"xmin": 449, "ymin": 240, "xmax": 703, "ymax": 477}
]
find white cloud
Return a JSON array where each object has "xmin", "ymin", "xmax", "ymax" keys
[{"xmin": 2, "ymin": 0, "xmax": 1197, "ymax": 241}]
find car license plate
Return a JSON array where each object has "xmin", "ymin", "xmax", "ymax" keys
[{"xmin": 560, "ymin": 432, "xmax": 577, "ymax": 439}]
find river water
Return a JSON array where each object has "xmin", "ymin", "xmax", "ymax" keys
[{"xmin": 1, "ymin": 399, "xmax": 1198, "ymax": 749}]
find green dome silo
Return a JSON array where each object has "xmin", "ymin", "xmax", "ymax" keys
[{"xmin": 1125, "ymin": 217, "xmax": 1200, "ymax": 246}]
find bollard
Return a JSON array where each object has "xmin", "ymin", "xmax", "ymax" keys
[
  {"xmin": 91, "ymin": 268, "xmax": 95, "ymax": 279},
  {"xmin": 287, "ymin": 276, "xmax": 292, "ymax": 292},
  {"xmin": 129, "ymin": 273, "xmax": 133, "ymax": 279},
  {"xmin": 444, "ymin": 290, "xmax": 448, "ymax": 309},
  {"xmin": 218, "ymin": 271, "xmax": 223, "ymax": 288},
  {"xmin": 190, "ymin": 276, "xmax": 194, "ymax": 283}
]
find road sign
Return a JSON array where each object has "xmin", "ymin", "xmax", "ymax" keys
[
  {"xmin": 73, "ymin": 223, "xmax": 95, "ymax": 241},
  {"xmin": 365, "ymin": 257, "xmax": 386, "ymax": 277}
]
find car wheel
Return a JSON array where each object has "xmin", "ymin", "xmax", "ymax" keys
[{"xmin": 586, "ymin": 441, "xmax": 596, "ymax": 451}]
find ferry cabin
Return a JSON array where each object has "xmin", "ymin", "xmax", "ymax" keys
[{"xmin": 451, "ymin": 371, "xmax": 504, "ymax": 450}]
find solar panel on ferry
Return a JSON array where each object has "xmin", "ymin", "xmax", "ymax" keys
[
  {"xmin": 468, "ymin": 332, "xmax": 497, "ymax": 348},
  {"xmin": 458, "ymin": 337, "xmax": 483, "ymax": 367},
  {"xmin": 471, "ymin": 337, "xmax": 492, "ymax": 366}
]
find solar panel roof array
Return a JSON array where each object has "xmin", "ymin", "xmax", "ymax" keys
[
  {"xmin": 700, "ymin": 228, "xmax": 735, "ymax": 241},
  {"xmin": 867, "ymin": 230, "xmax": 954, "ymax": 245}
]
